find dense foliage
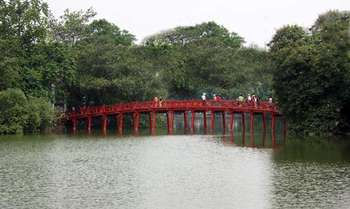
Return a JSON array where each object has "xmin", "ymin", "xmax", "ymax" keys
[
  {"xmin": 269, "ymin": 11, "xmax": 350, "ymax": 135},
  {"xmin": 0, "ymin": 0, "xmax": 348, "ymax": 135},
  {"xmin": 0, "ymin": 89, "xmax": 53, "ymax": 134}
]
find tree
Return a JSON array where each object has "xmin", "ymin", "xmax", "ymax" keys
[
  {"xmin": 0, "ymin": 0, "xmax": 49, "ymax": 47},
  {"xmin": 270, "ymin": 11, "xmax": 350, "ymax": 134},
  {"xmin": 0, "ymin": 88, "xmax": 55, "ymax": 134},
  {"xmin": 143, "ymin": 22, "xmax": 271, "ymax": 99},
  {"xmin": 85, "ymin": 19, "xmax": 135, "ymax": 46},
  {"xmin": 143, "ymin": 21, "xmax": 244, "ymax": 48},
  {"xmin": 67, "ymin": 18, "xmax": 163, "ymax": 105},
  {"xmin": 0, "ymin": 89, "xmax": 28, "ymax": 134},
  {"xmin": 50, "ymin": 7, "xmax": 96, "ymax": 45},
  {"xmin": 0, "ymin": 38, "xmax": 22, "ymax": 90},
  {"xmin": 24, "ymin": 96, "xmax": 54, "ymax": 132},
  {"xmin": 0, "ymin": 0, "xmax": 50, "ymax": 94}
]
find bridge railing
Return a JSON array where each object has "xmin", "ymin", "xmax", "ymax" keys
[{"xmin": 68, "ymin": 100, "xmax": 278, "ymax": 118}]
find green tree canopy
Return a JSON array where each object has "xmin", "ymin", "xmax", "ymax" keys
[
  {"xmin": 143, "ymin": 21, "xmax": 244, "ymax": 48},
  {"xmin": 270, "ymin": 10, "xmax": 350, "ymax": 134}
]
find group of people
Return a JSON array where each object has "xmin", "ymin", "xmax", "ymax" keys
[
  {"xmin": 153, "ymin": 96, "xmax": 164, "ymax": 107},
  {"xmin": 239, "ymin": 94, "xmax": 259, "ymax": 103},
  {"xmin": 202, "ymin": 92, "xmax": 273, "ymax": 107},
  {"xmin": 201, "ymin": 93, "xmax": 222, "ymax": 102},
  {"xmin": 152, "ymin": 93, "xmax": 273, "ymax": 107}
]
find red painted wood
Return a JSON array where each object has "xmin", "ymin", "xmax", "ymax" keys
[
  {"xmin": 67, "ymin": 100, "xmax": 281, "ymax": 134},
  {"xmin": 117, "ymin": 113, "xmax": 123, "ymax": 135},
  {"xmin": 68, "ymin": 100, "xmax": 278, "ymax": 120},
  {"xmin": 101, "ymin": 114, "xmax": 108, "ymax": 134},
  {"xmin": 150, "ymin": 111, "xmax": 156, "ymax": 135},
  {"xmin": 87, "ymin": 116, "xmax": 92, "ymax": 133},
  {"xmin": 133, "ymin": 112, "xmax": 140, "ymax": 135},
  {"xmin": 167, "ymin": 111, "xmax": 174, "ymax": 134}
]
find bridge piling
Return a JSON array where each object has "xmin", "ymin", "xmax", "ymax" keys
[
  {"xmin": 150, "ymin": 111, "xmax": 156, "ymax": 135},
  {"xmin": 167, "ymin": 111, "xmax": 174, "ymax": 134},
  {"xmin": 117, "ymin": 113, "xmax": 123, "ymax": 135},
  {"xmin": 87, "ymin": 116, "xmax": 92, "ymax": 133},
  {"xmin": 101, "ymin": 115, "xmax": 108, "ymax": 135},
  {"xmin": 133, "ymin": 112, "xmax": 140, "ymax": 135}
]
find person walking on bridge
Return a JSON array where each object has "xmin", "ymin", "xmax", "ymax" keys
[
  {"xmin": 238, "ymin": 95, "xmax": 244, "ymax": 102},
  {"xmin": 201, "ymin": 93, "xmax": 207, "ymax": 105},
  {"xmin": 153, "ymin": 97, "xmax": 159, "ymax": 107}
]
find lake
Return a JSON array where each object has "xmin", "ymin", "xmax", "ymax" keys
[{"xmin": 0, "ymin": 132, "xmax": 349, "ymax": 209}]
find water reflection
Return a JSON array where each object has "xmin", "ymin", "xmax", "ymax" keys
[
  {"xmin": 0, "ymin": 134, "xmax": 349, "ymax": 209},
  {"xmin": 271, "ymin": 137, "xmax": 350, "ymax": 208}
]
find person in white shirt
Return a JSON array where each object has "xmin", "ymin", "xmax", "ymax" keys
[
  {"xmin": 247, "ymin": 94, "xmax": 252, "ymax": 102},
  {"xmin": 201, "ymin": 93, "xmax": 206, "ymax": 101}
]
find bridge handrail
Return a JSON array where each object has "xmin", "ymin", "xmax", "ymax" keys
[{"xmin": 68, "ymin": 99, "xmax": 278, "ymax": 118}]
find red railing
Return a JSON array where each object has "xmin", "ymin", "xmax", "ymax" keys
[{"xmin": 67, "ymin": 100, "xmax": 279, "ymax": 119}]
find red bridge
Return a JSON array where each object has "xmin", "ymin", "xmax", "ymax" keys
[{"xmin": 67, "ymin": 99, "xmax": 286, "ymax": 146}]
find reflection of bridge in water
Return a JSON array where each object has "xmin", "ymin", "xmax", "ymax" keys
[{"xmin": 67, "ymin": 100, "xmax": 286, "ymax": 147}]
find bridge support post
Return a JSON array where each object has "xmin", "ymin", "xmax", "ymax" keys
[
  {"xmin": 133, "ymin": 112, "xmax": 140, "ymax": 135},
  {"xmin": 150, "ymin": 111, "xmax": 156, "ymax": 135},
  {"xmin": 117, "ymin": 113, "xmax": 123, "ymax": 135},
  {"xmin": 183, "ymin": 111, "xmax": 188, "ymax": 132},
  {"xmin": 72, "ymin": 117, "xmax": 77, "ymax": 133},
  {"xmin": 241, "ymin": 112, "xmax": 245, "ymax": 145},
  {"xmin": 230, "ymin": 112, "xmax": 234, "ymax": 143},
  {"xmin": 262, "ymin": 112, "xmax": 266, "ymax": 146},
  {"xmin": 203, "ymin": 111, "xmax": 207, "ymax": 133},
  {"xmin": 87, "ymin": 116, "xmax": 92, "ymax": 133},
  {"xmin": 211, "ymin": 111, "xmax": 215, "ymax": 132},
  {"xmin": 222, "ymin": 112, "xmax": 226, "ymax": 134},
  {"xmin": 191, "ymin": 111, "xmax": 195, "ymax": 133},
  {"xmin": 250, "ymin": 112, "xmax": 254, "ymax": 147},
  {"xmin": 271, "ymin": 112, "xmax": 276, "ymax": 147},
  {"xmin": 167, "ymin": 111, "xmax": 174, "ymax": 134},
  {"xmin": 101, "ymin": 115, "xmax": 108, "ymax": 135}
]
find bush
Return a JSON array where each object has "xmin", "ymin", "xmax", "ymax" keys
[
  {"xmin": 0, "ymin": 89, "xmax": 28, "ymax": 134},
  {"xmin": 0, "ymin": 89, "xmax": 55, "ymax": 134},
  {"xmin": 25, "ymin": 97, "xmax": 55, "ymax": 132}
]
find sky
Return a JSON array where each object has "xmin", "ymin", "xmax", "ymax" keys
[{"xmin": 46, "ymin": 0, "xmax": 350, "ymax": 47}]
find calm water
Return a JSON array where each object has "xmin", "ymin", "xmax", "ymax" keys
[{"xmin": 0, "ymin": 133, "xmax": 349, "ymax": 209}]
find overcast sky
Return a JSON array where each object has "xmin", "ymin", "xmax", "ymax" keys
[{"xmin": 46, "ymin": 0, "xmax": 350, "ymax": 47}]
